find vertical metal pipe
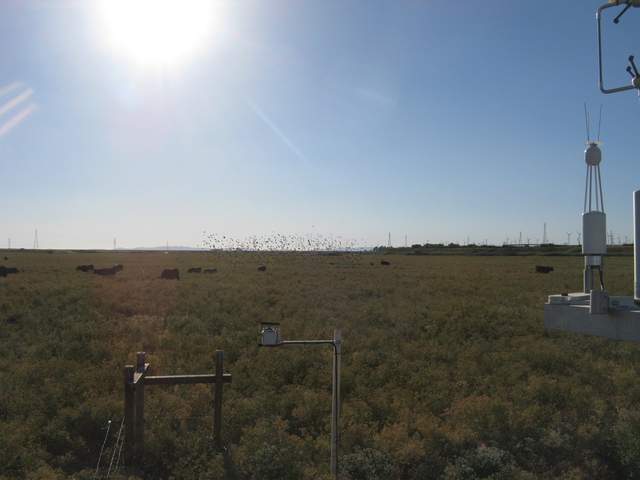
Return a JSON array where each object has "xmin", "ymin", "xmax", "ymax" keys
[
  {"xmin": 635, "ymin": 191, "xmax": 640, "ymax": 303},
  {"xmin": 330, "ymin": 330, "xmax": 341, "ymax": 479},
  {"xmin": 597, "ymin": 164, "xmax": 605, "ymax": 211},
  {"xmin": 214, "ymin": 350, "xmax": 224, "ymax": 451},
  {"xmin": 584, "ymin": 167, "xmax": 590, "ymax": 213},
  {"xmin": 589, "ymin": 166, "xmax": 593, "ymax": 211},
  {"xmin": 584, "ymin": 258, "xmax": 590, "ymax": 293}
]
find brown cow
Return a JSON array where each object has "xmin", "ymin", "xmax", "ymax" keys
[
  {"xmin": 94, "ymin": 267, "xmax": 117, "ymax": 276},
  {"xmin": 257, "ymin": 265, "xmax": 267, "ymax": 272},
  {"xmin": 160, "ymin": 268, "xmax": 180, "ymax": 280}
]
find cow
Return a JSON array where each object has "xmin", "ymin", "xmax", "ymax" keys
[
  {"xmin": 203, "ymin": 268, "xmax": 217, "ymax": 274},
  {"xmin": 160, "ymin": 268, "xmax": 180, "ymax": 280},
  {"xmin": 76, "ymin": 264, "xmax": 94, "ymax": 272},
  {"xmin": 188, "ymin": 267, "xmax": 202, "ymax": 273},
  {"xmin": 0, "ymin": 266, "xmax": 18, "ymax": 277},
  {"xmin": 113, "ymin": 264, "xmax": 124, "ymax": 272},
  {"xmin": 257, "ymin": 265, "xmax": 267, "ymax": 272},
  {"xmin": 535, "ymin": 265, "xmax": 554, "ymax": 274},
  {"xmin": 380, "ymin": 260, "xmax": 391, "ymax": 266},
  {"xmin": 94, "ymin": 267, "xmax": 117, "ymax": 276}
]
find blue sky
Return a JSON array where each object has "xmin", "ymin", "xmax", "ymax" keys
[{"xmin": 1, "ymin": 0, "xmax": 639, "ymax": 249}]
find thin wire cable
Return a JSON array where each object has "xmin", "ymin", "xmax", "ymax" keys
[
  {"xmin": 114, "ymin": 432, "xmax": 125, "ymax": 475},
  {"xmin": 93, "ymin": 419, "xmax": 112, "ymax": 480},
  {"xmin": 597, "ymin": 104, "xmax": 603, "ymax": 142},
  {"xmin": 106, "ymin": 418, "xmax": 124, "ymax": 478},
  {"xmin": 584, "ymin": 103, "xmax": 591, "ymax": 142}
]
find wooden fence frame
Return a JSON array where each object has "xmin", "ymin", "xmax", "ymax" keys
[{"xmin": 123, "ymin": 350, "xmax": 232, "ymax": 466}]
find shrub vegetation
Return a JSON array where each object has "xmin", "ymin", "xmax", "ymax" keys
[{"xmin": 0, "ymin": 251, "xmax": 638, "ymax": 479}]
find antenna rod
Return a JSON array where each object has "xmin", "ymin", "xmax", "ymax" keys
[
  {"xmin": 584, "ymin": 103, "xmax": 591, "ymax": 142},
  {"xmin": 597, "ymin": 105, "xmax": 603, "ymax": 142}
]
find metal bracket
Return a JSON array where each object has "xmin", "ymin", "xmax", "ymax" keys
[{"xmin": 597, "ymin": 1, "xmax": 640, "ymax": 94}]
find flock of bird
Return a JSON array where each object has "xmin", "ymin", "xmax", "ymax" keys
[{"xmin": 200, "ymin": 232, "xmax": 366, "ymax": 252}]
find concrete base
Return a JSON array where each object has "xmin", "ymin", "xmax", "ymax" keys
[{"xmin": 544, "ymin": 293, "xmax": 640, "ymax": 342}]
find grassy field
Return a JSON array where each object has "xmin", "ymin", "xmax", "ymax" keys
[{"xmin": 2, "ymin": 251, "xmax": 640, "ymax": 479}]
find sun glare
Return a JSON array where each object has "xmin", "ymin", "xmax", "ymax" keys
[{"xmin": 97, "ymin": 0, "xmax": 216, "ymax": 68}]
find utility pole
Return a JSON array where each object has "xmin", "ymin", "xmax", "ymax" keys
[
  {"xmin": 387, "ymin": 232, "xmax": 391, "ymax": 248},
  {"xmin": 33, "ymin": 229, "xmax": 39, "ymax": 249},
  {"xmin": 567, "ymin": 232, "xmax": 572, "ymax": 245},
  {"xmin": 543, "ymin": 223, "xmax": 548, "ymax": 244}
]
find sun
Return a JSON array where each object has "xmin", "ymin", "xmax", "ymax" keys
[{"xmin": 97, "ymin": 0, "xmax": 217, "ymax": 68}]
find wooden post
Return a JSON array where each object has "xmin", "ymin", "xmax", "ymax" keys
[
  {"xmin": 123, "ymin": 365, "xmax": 135, "ymax": 466},
  {"xmin": 214, "ymin": 350, "xmax": 224, "ymax": 451},
  {"xmin": 134, "ymin": 352, "xmax": 146, "ymax": 462}
]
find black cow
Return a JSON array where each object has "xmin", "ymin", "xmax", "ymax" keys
[
  {"xmin": 535, "ymin": 265, "xmax": 554, "ymax": 274},
  {"xmin": 94, "ymin": 267, "xmax": 117, "ymax": 276},
  {"xmin": 380, "ymin": 260, "xmax": 391, "ymax": 266},
  {"xmin": 160, "ymin": 268, "xmax": 180, "ymax": 280},
  {"xmin": 203, "ymin": 268, "xmax": 217, "ymax": 274},
  {"xmin": 76, "ymin": 264, "xmax": 94, "ymax": 272},
  {"xmin": 188, "ymin": 267, "xmax": 202, "ymax": 273},
  {"xmin": 257, "ymin": 265, "xmax": 267, "ymax": 272},
  {"xmin": 0, "ymin": 266, "xmax": 18, "ymax": 277}
]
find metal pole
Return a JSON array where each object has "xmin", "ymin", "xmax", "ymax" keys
[
  {"xmin": 330, "ymin": 329, "xmax": 341, "ymax": 479},
  {"xmin": 214, "ymin": 350, "xmax": 224, "ymax": 451},
  {"xmin": 634, "ymin": 190, "xmax": 640, "ymax": 303}
]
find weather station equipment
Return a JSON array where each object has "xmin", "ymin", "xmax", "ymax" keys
[
  {"xmin": 597, "ymin": 0, "xmax": 640, "ymax": 94},
  {"xmin": 544, "ymin": 2, "xmax": 640, "ymax": 341},
  {"xmin": 258, "ymin": 323, "xmax": 342, "ymax": 479}
]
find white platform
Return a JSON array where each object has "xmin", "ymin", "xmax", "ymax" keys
[{"xmin": 544, "ymin": 293, "xmax": 640, "ymax": 342}]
